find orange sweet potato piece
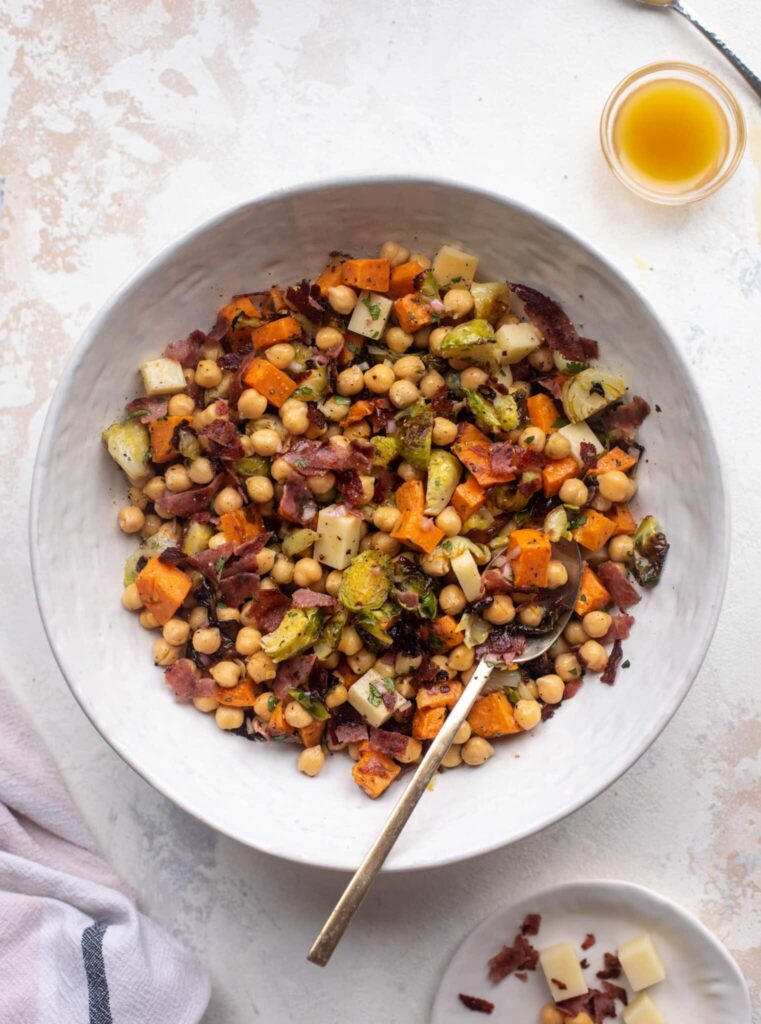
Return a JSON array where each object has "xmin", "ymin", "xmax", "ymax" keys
[
  {"xmin": 574, "ymin": 564, "xmax": 611, "ymax": 615},
  {"xmin": 587, "ymin": 446, "xmax": 637, "ymax": 475},
  {"xmin": 314, "ymin": 261, "xmax": 345, "ymax": 296},
  {"xmin": 250, "ymin": 315, "xmax": 302, "ymax": 351},
  {"xmin": 572, "ymin": 509, "xmax": 616, "ymax": 552},
  {"xmin": 215, "ymin": 678, "xmax": 259, "ymax": 707},
  {"xmin": 267, "ymin": 287, "xmax": 288, "ymax": 313},
  {"xmin": 606, "ymin": 503, "xmax": 637, "ymax": 536},
  {"xmin": 135, "ymin": 556, "xmax": 192, "ymax": 625},
  {"xmin": 341, "ymin": 258, "xmax": 390, "ymax": 293},
  {"xmin": 416, "ymin": 680, "xmax": 463, "ymax": 710},
  {"xmin": 299, "ymin": 719, "xmax": 326, "ymax": 748},
  {"xmin": 388, "ymin": 260, "xmax": 425, "ymax": 299},
  {"xmin": 218, "ymin": 295, "xmax": 260, "ymax": 321},
  {"xmin": 396, "ymin": 479, "xmax": 425, "ymax": 514},
  {"xmin": 430, "ymin": 615, "xmax": 466, "ymax": 651},
  {"xmin": 148, "ymin": 416, "xmax": 190, "ymax": 464},
  {"xmin": 451, "ymin": 476, "xmax": 486, "ymax": 521},
  {"xmin": 542, "ymin": 456, "xmax": 579, "ymax": 497},
  {"xmin": 242, "ymin": 358, "xmax": 297, "ymax": 407},
  {"xmin": 220, "ymin": 509, "xmax": 263, "ymax": 545},
  {"xmin": 352, "ymin": 748, "xmax": 401, "ymax": 799},
  {"xmin": 508, "ymin": 529, "xmax": 552, "ymax": 588},
  {"xmin": 453, "ymin": 424, "xmax": 507, "ymax": 487},
  {"xmin": 526, "ymin": 393, "xmax": 560, "ymax": 434},
  {"xmin": 390, "ymin": 512, "xmax": 444, "ymax": 554},
  {"xmin": 393, "ymin": 293, "xmax": 434, "ymax": 334},
  {"xmin": 467, "ymin": 692, "xmax": 522, "ymax": 738},
  {"xmin": 268, "ymin": 701, "xmax": 295, "ymax": 738},
  {"xmin": 344, "ymin": 400, "xmax": 375, "ymax": 425},
  {"xmin": 412, "ymin": 705, "xmax": 446, "ymax": 741}
]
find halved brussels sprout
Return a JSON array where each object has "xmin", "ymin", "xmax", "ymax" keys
[
  {"xmin": 183, "ymin": 520, "xmax": 214, "ymax": 555},
  {"xmin": 233, "ymin": 455, "xmax": 271, "ymax": 479},
  {"xmin": 397, "ymin": 399, "xmax": 433, "ymax": 471},
  {"xmin": 494, "ymin": 393, "xmax": 520, "ymax": 432},
  {"xmin": 459, "ymin": 612, "xmax": 490, "ymax": 648},
  {"xmin": 177, "ymin": 426, "xmax": 201, "ymax": 461},
  {"xmin": 391, "ymin": 560, "xmax": 438, "ymax": 619},
  {"xmin": 282, "ymin": 528, "xmax": 319, "ymax": 558},
  {"xmin": 439, "ymin": 536, "xmax": 491, "ymax": 565},
  {"xmin": 425, "ymin": 449, "xmax": 462, "ymax": 515},
  {"xmin": 338, "ymin": 550, "xmax": 392, "ymax": 612},
  {"xmin": 371, "ymin": 435, "xmax": 400, "ymax": 467},
  {"xmin": 440, "ymin": 319, "xmax": 495, "ymax": 358},
  {"xmin": 463, "ymin": 389, "xmax": 501, "ymax": 433},
  {"xmin": 470, "ymin": 282, "xmax": 510, "ymax": 323},
  {"xmin": 631, "ymin": 515, "xmax": 669, "ymax": 586},
  {"xmin": 103, "ymin": 420, "xmax": 151, "ymax": 486},
  {"xmin": 462, "ymin": 508, "xmax": 495, "ymax": 534},
  {"xmin": 562, "ymin": 368, "xmax": 626, "ymax": 423},
  {"xmin": 543, "ymin": 506, "xmax": 569, "ymax": 543},
  {"xmin": 260, "ymin": 608, "xmax": 323, "ymax": 662},
  {"xmin": 287, "ymin": 688, "xmax": 329, "ymax": 721},
  {"xmin": 314, "ymin": 608, "xmax": 348, "ymax": 660},
  {"xmin": 354, "ymin": 603, "xmax": 397, "ymax": 651}
]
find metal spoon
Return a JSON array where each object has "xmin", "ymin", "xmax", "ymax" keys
[
  {"xmin": 634, "ymin": 0, "xmax": 761, "ymax": 101},
  {"xmin": 307, "ymin": 539, "xmax": 582, "ymax": 967}
]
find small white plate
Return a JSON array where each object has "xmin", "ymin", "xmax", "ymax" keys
[{"xmin": 431, "ymin": 880, "xmax": 750, "ymax": 1023}]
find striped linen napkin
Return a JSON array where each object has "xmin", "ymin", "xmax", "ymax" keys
[{"xmin": 0, "ymin": 678, "xmax": 210, "ymax": 1023}]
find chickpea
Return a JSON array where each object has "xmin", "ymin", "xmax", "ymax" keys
[
  {"xmin": 188, "ymin": 457, "xmax": 214, "ymax": 485},
  {"xmin": 420, "ymin": 551, "xmax": 449, "ymax": 577},
  {"xmin": 191, "ymin": 626, "xmax": 221, "ymax": 655},
  {"xmin": 215, "ymin": 706, "xmax": 244, "ymax": 731},
  {"xmin": 484, "ymin": 594, "xmax": 515, "ymax": 625},
  {"xmin": 540, "ymin": 1005, "xmax": 565, "ymax": 1024},
  {"xmin": 327, "ymin": 285, "xmax": 357, "ymax": 315},
  {"xmin": 453, "ymin": 722, "xmax": 472, "ymax": 745},
  {"xmin": 428, "ymin": 326, "xmax": 450, "ymax": 355},
  {"xmin": 528, "ymin": 345, "xmax": 554, "ymax": 372},
  {"xmin": 555, "ymin": 652, "xmax": 582, "ymax": 683},
  {"xmin": 514, "ymin": 698, "xmax": 542, "ymax": 730},
  {"xmin": 247, "ymin": 650, "xmax": 277, "ymax": 682},
  {"xmin": 265, "ymin": 342, "xmax": 295, "ymax": 370},
  {"xmin": 298, "ymin": 745, "xmax": 325, "ymax": 777},
  {"xmin": 590, "ymin": 492, "xmax": 613, "ymax": 512},
  {"xmin": 293, "ymin": 557, "xmax": 322, "ymax": 587},
  {"xmin": 268, "ymin": 555, "xmax": 293, "ymax": 585},
  {"xmin": 210, "ymin": 660, "xmax": 241, "ymax": 688},
  {"xmin": 564, "ymin": 620, "xmax": 587, "ymax": 646},
  {"xmin": 559, "ymin": 477, "xmax": 589, "ymax": 507},
  {"xmin": 139, "ymin": 610, "xmax": 160, "ymax": 630},
  {"xmin": 397, "ymin": 461, "xmax": 423, "ymax": 482},
  {"xmin": 462, "ymin": 737, "xmax": 495, "ymax": 766},
  {"xmin": 193, "ymin": 695, "xmax": 218, "ymax": 713},
  {"xmin": 440, "ymin": 584, "xmax": 467, "ymax": 615},
  {"xmin": 246, "ymin": 475, "xmax": 274, "ymax": 504},
  {"xmin": 544, "ymin": 432, "xmax": 572, "ymax": 460},
  {"xmin": 188, "ymin": 606, "xmax": 209, "ymax": 630},
  {"xmin": 348, "ymin": 648, "xmax": 376, "ymax": 674},
  {"xmin": 442, "ymin": 745, "xmax": 463, "ymax": 769},
  {"xmin": 253, "ymin": 692, "xmax": 274, "ymax": 720},
  {"xmin": 280, "ymin": 399, "xmax": 310, "ymax": 436},
  {"xmin": 122, "ymin": 582, "xmax": 143, "ymax": 611},
  {"xmin": 338, "ymin": 626, "xmax": 363, "ymax": 656},
  {"xmin": 536, "ymin": 674, "xmax": 564, "ymax": 706},
  {"xmin": 325, "ymin": 683, "xmax": 348, "ymax": 709},
  {"xmin": 609, "ymin": 534, "xmax": 634, "ymax": 562},
  {"xmin": 167, "ymin": 392, "xmax": 195, "ymax": 417},
  {"xmin": 385, "ymin": 326, "xmax": 414, "ymax": 354},
  {"xmin": 519, "ymin": 426, "xmax": 546, "ymax": 453},
  {"xmin": 379, "ymin": 240, "xmax": 409, "ymax": 267},
  {"xmin": 460, "ymin": 366, "xmax": 488, "ymax": 390},
  {"xmin": 285, "ymin": 700, "xmax": 313, "ymax": 729},
  {"xmin": 373, "ymin": 505, "xmax": 401, "ymax": 533},
  {"xmin": 448, "ymin": 644, "xmax": 475, "ymax": 673},
  {"xmin": 336, "ymin": 365, "xmax": 364, "ymax": 396},
  {"xmin": 546, "ymin": 560, "xmax": 568, "ymax": 589},
  {"xmin": 208, "ymin": 532, "xmax": 229, "ymax": 550},
  {"xmin": 237, "ymin": 388, "xmax": 267, "ymax": 419},
  {"xmin": 396, "ymin": 737, "xmax": 423, "ymax": 764},
  {"xmin": 325, "ymin": 570, "xmax": 343, "ymax": 597},
  {"xmin": 343, "ymin": 422, "xmax": 370, "ymax": 441},
  {"xmin": 395, "ymin": 652, "xmax": 423, "ymax": 676},
  {"xmin": 162, "ymin": 618, "xmax": 190, "ymax": 646},
  {"xmin": 129, "ymin": 483, "xmax": 149, "ymax": 509},
  {"xmin": 163, "ymin": 466, "xmax": 191, "ymax": 494},
  {"xmin": 548, "ymin": 637, "xmax": 570, "ymax": 659},
  {"xmin": 153, "ymin": 638, "xmax": 181, "ymax": 666},
  {"xmin": 387, "ymin": 379, "xmax": 418, "ymax": 410},
  {"xmin": 217, "ymin": 606, "xmax": 240, "ymax": 624},
  {"xmin": 596, "ymin": 469, "xmax": 628, "ymax": 503},
  {"xmin": 579, "ymin": 639, "xmax": 608, "ymax": 672},
  {"xmin": 443, "ymin": 287, "xmax": 475, "ymax": 319},
  {"xmin": 432, "ymin": 417, "xmax": 458, "ymax": 446},
  {"xmin": 140, "ymin": 513, "xmax": 161, "ymax": 539},
  {"xmin": 142, "ymin": 476, "xmax": 166, "ymax": 502},
  {"xmin": 256, "ymin": 548, "xmax": 276, "ymax": 575},
  {"xmin": 583, "ymin": 610, "xmax": 612, "ymax": 639},
  {"xmin": 435, "ymin": 506, "xmax": 462, "ymax": 537},
  {"xmin": 372, "ymin": 532, "xmax": 401, "ymax": 555},
  {"xmin": 315, "ymin": 325, "xmax": 344, "ymax": 351},
  {"xmin": 195, "ymin": 359, "xmax": 222, "ymax": 388},
  {"xmin": 118, "ymin": 505, "xmax": 145, "ymax": 534},
  {"xmin": 235, "ymin": 626, "xmax": 261, "ymax": 656},
  {"xmin": 519, "ymin": 603, "xmax": 544, "ymax": 628},
  {"xmin": 250, "ymin": 428, "xmax": 281, "ymax": 456},
  {"xmin": 267, "ymin": 458, "xmax": 290, "ymax": 484},
  {"xmin": 420, "ymin": 369, "xmax": 446, "ymax": 398},
  {"xmin": 214, "ymin": 486, "xmax": 243, "ymax": 516},
  {"xmin": 623, "ymin": 477, "xmax": 638, "ymax": 501},
  {"xmin": 322, "ymin": 397, "xmax": 349, "ymax": 422},
  {"xmin": 394, "ymin": 355, "xmax": 426, "ymax": 383}
]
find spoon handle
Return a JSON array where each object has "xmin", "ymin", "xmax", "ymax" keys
[
  {"xmin": 307, "ymin": 658, "xmax": 494, "ymax": 967},
  {"xmin": 674, "ymin": 2, "xmax": 761, "ymax": 101}
]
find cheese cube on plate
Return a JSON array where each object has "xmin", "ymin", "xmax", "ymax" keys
[
  {"xmin": 348, "ymin": 668, "xmax": 406, "ymax": 728},
  {"xmin": 432, "ymin": 245, "xmax": 478, "ymax": 290},
  {"xmin": 495, "ymin": 322, "xmax": 543, "ymax": 364},
  {"xmin": 313, "ymin": 505, "xmax": 362, "ymax": 570},
  {"xmin": 539, "ymin": 941, "xmax": 589, "ymax": 1002},
  {"xmin": 622, "ymin": 992, "xmax": 666, "ymax": 1024},
  {"xmin": 347, "ymin": 291, "xmax": 393, "ymax": 340},
  {"xmin": 618, "ymin": 932, "xmax": 667, "ymax": 991},
  {"xmin": 140, "ymin": 357, "xmax": 187, "ymax": 396}
]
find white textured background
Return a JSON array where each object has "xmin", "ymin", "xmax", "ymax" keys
[{"xmin": 2, "ymin": 1, "xmax": 760, "ymax": 1021}]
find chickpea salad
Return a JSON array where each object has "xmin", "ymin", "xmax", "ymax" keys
[{"xmin": 104, "ymin": 240, "xmax": 668, "ymax": 799}]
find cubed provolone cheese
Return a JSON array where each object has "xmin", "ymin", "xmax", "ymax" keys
[
  {"xmin": 348, "ymin": 668, "xmax": 404, "ymax": 728},
  {"xmin": 622, "ymin": 993, "xmax": 666, "ymax": 1024},
  {"xmin": 432, "ymin": 245, "xmax": 478, "ymax": 290},
  {"xmin": 313, "ymin": 505, "xmax": 362, "ymax": 570},
  {"xmin": 450, "ymin": 550, "xmax": 482, "ymax": 603},
  {"xmin": 618, "ymin": 933, "xmax": 666, "ymax": 992},
  {"xmin": 140, "ymin": 358, "xmax": 187, "ymax": 396},
  {"xmin": 495, "ymin": 322, "xmax": 543, "ymax": 364},
  {"xmin": 347, "ymin": 291, "xmax": 393, "ymax": 340},
  {"xmin": 539, "ymin": 941, "xmax": 589, "ymax": 1002},
  {"xmin": 557, "ymin": 421, "xmax": 605, "ymax": 467}
]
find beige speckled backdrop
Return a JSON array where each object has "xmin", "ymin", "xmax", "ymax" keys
[{"xmin": 2, "ymin": 1, "xmax": 760, "ymax": 1021}]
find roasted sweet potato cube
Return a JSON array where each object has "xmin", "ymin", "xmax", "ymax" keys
[
  {"xmin": 299, "ymin": 719, "xmax": 326, "ymax": 748},
  {"xmin": 416, "ymin": 680, "xmax": 463, "ymax": 709},
  {"xmin": 542, "ymin": 456, "xmax": 579, "ymax": 497},
  {"xmin": 572, "ymin": 509, "xmax": 616, "ymax": 552},
  {"xmin": 148, "ymin": 416, "xmax": 190, "ymax": 464},
  {"xmin": 135, "ymin": 557, "xmax": 192, "ymax": 625},
  {"xmin": 508, "ymin": 529, "xmax": 552, "ymax": 588},
  {"xmin": 352, "ymin": 748, "xmax": 401, "ymax": 799},
  {"xmin": 390, "ymin": 512, "xmax": 444, "ymax": 554},
  {"xmin": 467, "ymin": 692, "xmax": 522, "ymax": 738},
  {"xmin": 412, "ymin": 705, "xmax": 446, "ymax": 740},
  {"xmin": 574, "ymin": 565, "xmax": 611, "ymax": 615},
  {"xmin": 393, "ymin": 293, "xmax": 434, "ymax": 334}
]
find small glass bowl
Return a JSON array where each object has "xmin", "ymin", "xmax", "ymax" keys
[{"xmin": 600, "ymin": 61, "xmax": 746, "ymax": 205}]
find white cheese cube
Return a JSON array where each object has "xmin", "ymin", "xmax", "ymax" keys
[
  {"xmin": 348, "ymin": 668, "xmax": 405, "ymax": 728},
  {"xmin": 432, "ymin": 244, "xmax": 478, "ymax": 290},
  {"xmin": 313, "ymin": 505, "xmax": 361, "ymax": 570},
  {"xmin": 539, "ymin": 941, "xmax": 589, "ymax": 1002},
  {"xmin": 347, "ymin": 291, "xmax": 393, "ymax": 340},
  {"xmin": 618, "ymin": 933, "xmax": 666, "ymax": 992},
  {"xmin": 495, "ymin": 322, "xmax": 543, "ymax": 364},
  {"xmin": 450, "ymin": 550, "xmax": 482, "ymax": 603},
  {"xmin": 622, "ymin": 993, "xmax": 666, "ymax": 1024},
  {"xmin": 140, "ymin": 357, "xmax": 187, "ymax": 396},
  {"xmin": 557, "ymin": 421, "xmax": 605, "ymax": 467}
]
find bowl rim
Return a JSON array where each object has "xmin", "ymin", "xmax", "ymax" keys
[{"xmin": 29, "ymin": 174, "xmax": 731, "ymax": 872}]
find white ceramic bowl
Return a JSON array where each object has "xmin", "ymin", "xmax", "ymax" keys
[{"xmin": 30, "ymin": 178, "xmax": 728, "ymax": 872}]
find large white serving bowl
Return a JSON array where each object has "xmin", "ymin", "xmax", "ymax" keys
[{"xmin": 30, "ymin": 178, "xmax": 727, "ymax": 872}]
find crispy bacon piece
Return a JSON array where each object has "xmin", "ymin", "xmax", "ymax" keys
[
  {"xmin": 373, "ymin": 468, "xmax": 396, "ymax": 504},
  {"xmin": 458, "ymin": 994, "xmax": 494, "ymax": 1015},
  {"xmin": 223, "ymin": 534, "xmax": 272, "ymax": 575},
  {"xmin": 431, "ymin": 384, "xmax": 457, "ymax": 418},
  {"xmin": 273, "ymin": 653, "xmax": 317, "ymax": 700},
  {"xmin": 125, "ymin": 395, "xmax": 169, "ymax": 422},
  {"xmin": 489, "ymin": 442, "xmax": 545, "ymax": 480},
  {"xmin": 508, "ymin": 283, "xmax": 586, "ymax": 361},
  {"xmin": 199, "ymin": 419, "xmax": 244, "ymax": 460},
  {"xmin": 487, "ymin": 932, "xmax": 540, "ymax": 984},
  {"xmin": 537, "ymin": 375, "xmax": 565, "ymax": 401},
  {"xmin": 290, "ymin": 589, "xmax": 338, "ymax": 610},
  {"xmin": 581, "ymin": 933, "xmax": 596, "ymax": 950},
  {"xmin": 600, "ymin": 396, "xmax": 651, "ymax": 441},
  {"xmin": 165, "ymin": 329, "xmax": 206, "ymax": 367},
  {"xmin": 579, "ymin": 442, "xmax": 598, "ymax": 468},
  {"xmin": 335, "ymin": 468, "xmax": 366, "ymax": 507},
  {"xmin": 580, "ymin": 337, "xmax": 599, "ymax": 359},
  {"xmin": 597, "ymin": 562, "xmax": 641, "ymax": 611},
  {"xmin": 333, "ymin": 721, "xmax": 369, "ymax": 745},
  {"xmin": 563, "ymin": 677, "xmax": 583, "ymax": 701},
  {"xmin": 600, "ymin": 615, "xmax": 634, "ymax": 645},
  {"xmin": 285, "ymin": 279, "xmax": 326, "ymax": 324},
  {"xmin": 596, "ymin": 953, "xmax": 622, "ymax": 980},
  {"xmin": 246, "ymin": 589, "xmax": 290, "ymax": 633},
  {"xmin": 283, "ymin": 438, "xmax": 373, "ymax": 475},
  {"xmin": 155, "ymin": 474, "xmax": 227, "ymax": 517},
  {"xmin": 558, "ymin": 981, "xmax": 627, "ymax": 1022},
  {"xmin": 476, "ymin": 628, "xmax": 526, "ymax": 665},
  {"xmin": 219, "ymin": 573, "xmax": 260, "ymax": 607},
  {"xmin": 164, "ymin": 660, "xmax": 215, "ymax": 702},
  {"xmin": 279, "ymin": 473, "xmax": 318, "ymax": 528},
  {"xmin": 368, "ymin": 727, "xmax": 409, "ymax": 758},
  {"xmin": 600, "ymin": 640, "xmax": 624, "ymax": 685},
  {"xmin": 521, "ymin": 913, "xmax": 542, "ymax": 936}
]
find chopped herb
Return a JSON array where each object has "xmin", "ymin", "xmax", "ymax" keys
[
  {"xmin": 655, "ymin": 404, "xmax": 662, "ymax": 412},
  {"xmin": 551, "ymin": 416, "xmax": 570, "ymax": 429},
  {"xmin": 449, "ymin": 275, "xmax": 463, "ymax": 284},
  {"xmin": 126, "ymin": 409, "xmax": 149, "ymax": 421},
  {"xmin": 524, "ymin": 434, "xmax": 535, "ymax": 444},
  {"xmin": 563, "ymin": 360, "xmax": 588, "ymax": 375},
  {"xmin": 362, "ymin": 296, "xmax": 381, "ymax": 320},
  {"xmin": 214, "ymin": 556, "xmax": 227, "ymax": 577},
  {"xmin": 333, "ymin": 395, "xmax": 351, "ymax": 405},
  {"xmin": 267, "ymin": 695, "xmax": 278, "ymax": 712},
  {"xmin": 294, "ymin": 458, "xmax": 308, "ymax": 470},
  {"xmin": 506, "ymin": 686, "xmax": 520, "ymax": 706},
  {"xmin": 367, "ymin": 683, "xmax": 382, "ymax": 707},
  {"xmin": 622, "ymin": 659, "xmax": 631, "ymax": 669}
]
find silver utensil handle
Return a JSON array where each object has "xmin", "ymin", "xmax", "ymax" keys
[
  {"xmin": 307, "ymin": 658, "xmax": 494, "ymax": 967},
  {"xmin": 674, "ymin": 2, "xmax": 761, "ymax": 101}
]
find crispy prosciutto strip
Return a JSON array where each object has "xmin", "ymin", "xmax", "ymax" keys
[
  {"xmin": 125, "ymin": 395, "xmax": 168, "ymax": 422},
  {"xmin": 246, "ymin": 589, "xmax": 290, "ymax": 633},
  {"xmin": 273, "ymin": 653, "xmax": 317, "ymax": 700},
  {"xmin": 487, "ymin": 932, "xmax": 540, "ymax": 984},
  {"xmin": 596, "ymin": 563, "xmax": 641, "ymax": 611},
  {"xmin": 508, "ymin": 282, "xmax": 588, "ymax": 362},
  {"xmin": 199, "ymin": 419, "xmax": 244, "ymax": 460},
  {"xmin": 291, "ymin": 589, "xmax": 338, "ymax": 610},
  {"xmin": 219, "ymin": 573, "xmax": 260, "ymax": 607},
  {"xmin": 476, "ymin": 628, "xmax": 526, "ymax": 665},
  {"xmin": 164, "ymin": 660, "xmax": 215, "ymax": 702},
  {"xmin": 279, "ymin": 472, "xmax": 318, "ymax": 528},
  {"xmin": 600, "ymin": 614, "xmax": 634, "ymax": 645},
  {"xmin": 600, "ymin": 640, "xmax": 624, "ymax": 685},
  {"xmin": 458, "ymin": 994, "xmax": 494, "ymax": 1015},
  {"xmin": 283, "ymin": 438, "xmax": 373, "ymax": 475},
  {"xmin": 600, "ymin": 396, "xmax": 650, "ymax": 440},
  {"xmin": 154, "ymin": 474, "xmax": 228, "ymax": 518},
  {"xmin": 368, "ymin": 727, "xmax": 408, "ymax": 758},
  {"xmin": 333, "ymin": 722, "xmax": 369, "ymax": 745},
  {"xmin": 164, "ymin": 329, "xmax": 206, "ymax": 367}
]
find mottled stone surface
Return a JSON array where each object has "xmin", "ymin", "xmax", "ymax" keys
[{"xmin": 1, "ymin": 1, "xmax": 759, "ymax": 1021}]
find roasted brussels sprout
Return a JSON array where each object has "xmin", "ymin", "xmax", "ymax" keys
[
  {"xmin": 338, "ymin": 550, "xmax": 392, "ymax": 612},
  {"xmin": 470, "ymin": 282, "xmax": 510, "ymax": 323},
  {"xmin": 261, "ymin": 608, "xmax": 323, "ymax": 662},
  {"xmin": 440, "ymin": 319, "xmax": 495, "ymax": 358},
  {"xmin": 425, "ymin": 450, "xmax": 462, "ymax": 515},
  {"xmin": 233, "ymin": 455, "xmax": 271, "ymax": 479},
  {"xmin": 631, "ymin": 515, "xmax": 669, "ymax": 586},
  {"xmin": 314, "ymin": 608, "xmax": 348, "ymax": 660},
  {"xmin": 354, "ymin": 603, "xmax": 397, "ymax": 651},
  {"xmin": 102, "ymin": 420, "xmax": 151, "ymax": 486},
  {"xmin": 371, "ymin": 435, "xmax": 400, "ymax": 467},
  {"xmin": 391, "ymin": 559, "xmax": 438, "ymax": 619},
  {"xmin": 396, "ymin": 399, "xmax": 433, "ymax": 471}
]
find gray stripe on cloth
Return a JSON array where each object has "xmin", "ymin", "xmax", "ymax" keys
[{"xmin": 81, "ymin": 922, "xmax": 112, "ymax": 1024}]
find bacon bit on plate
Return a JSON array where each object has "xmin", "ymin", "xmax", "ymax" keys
[
  {"xmin": 596, "ymin": 952, "xmax": 622, "ymax": 980},
  {"xmin": 487, "ymin": 931, "xmax": 540, "ymax": 984},
  {"xmin": 596, "ymin": 562, "xmax": 641, "ymax": 611},
  {"xmin": 601, "ymin": 639, "xmax": 625, "ymax": 685},
  {"xmin": 580, "ymin": 958, "xmax": 590, "ymax": 969},
  {"xmin": 557, "ymin": 980, "xmax": 628, "ymax": 1022},
  {"xmin": 581, "ymin": 933, "xmax": 596, "ymax": 950},
  {"xmin": 521, "ymin": 913, "xmax": 542, "ymax": 936},
  {"xmin": 458, "ymin": 993, "xmax": 495, "ymax": 1014},
  {"xmin": 165, "ymin": 329, "xmax": 206, "ymax": 367}
]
